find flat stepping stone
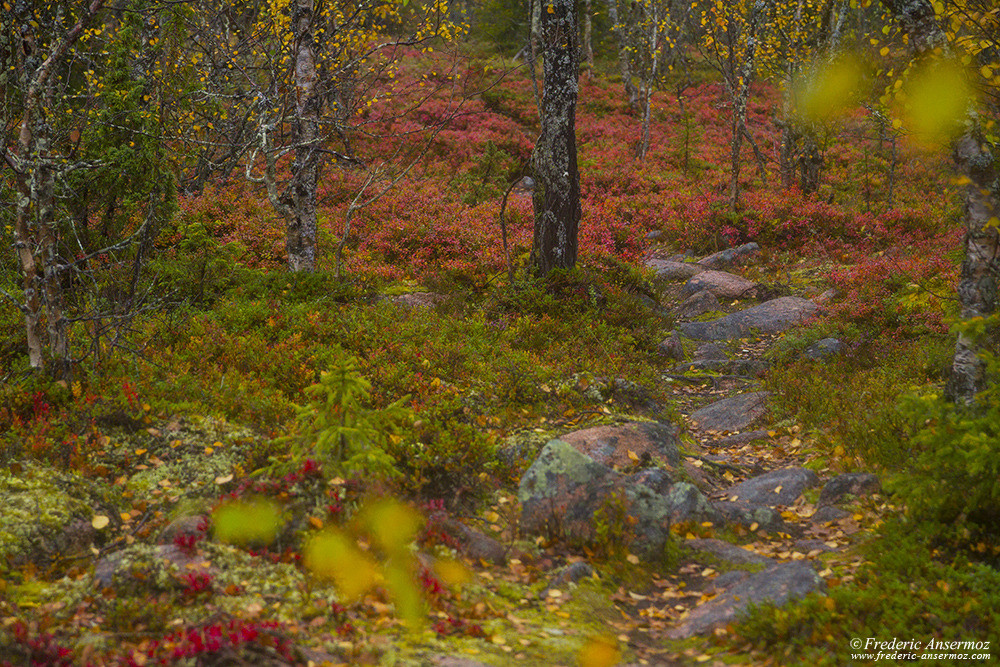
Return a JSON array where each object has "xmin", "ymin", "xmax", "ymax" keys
[
  {"xmin": 709, "ymin": 429, "xmax": 771, "ymax": 447},
  {"xmin": 677, "ymin": 297, "xmax": 822, "ymax": 340},
  {"xmin": 818, "ymin": 473, "xmax": 881, "ymax": 507},
  {"xmin": 803, "ymin": 337, "xmax": 845, "ymax": 360},
  {"xmin": 559, "ymin": 421, "xmax": 681, "ymax": 469},
  {"xmin": 699, "ymin": 242, "xmax": 760, "ymax": 269},
  {"xmin": 675, "ymin": 359, "xmax": 770, "ymax": 378},
  {"xmin": 667, "ymin": 562, "xmax": 825, "ymax": 638},
  {"xmin": 689, "ymin": 391, "xmax": 770, "ymax": 433},
  {"xmin": 645, "ymin": 259, "xmax": 706, "ymax": 281},
  {"xmin": 683, "ymin": 538, "xmax": 774, "ymax": 566},
  {"xmin": 676, "ymin": 289, "xmax": 721, "ymax": 318},
  {"xmin": 726, "ymin": 467, "xmax": 820, "ymax": 506},
  {"xmin": 683, "ymin": 270, "xmax": 756, "ymax": 299}
]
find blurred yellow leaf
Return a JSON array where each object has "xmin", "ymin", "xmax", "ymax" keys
[
  {"xmin": 213, "ymin": 498, "xmax": 282, "ymax": 545},
  {"xmin": 304, "ymin": 529, "xmax": 378, "ymax": 601},
  {"xmin": 903, "ymin": 59, "xmax": 974, "ymax": 146},
  {"xmin": 363, "ymin": 499, "xmax": 423, "ymax": 553},
  {"xmin": 578, "ymin": 635, "xmax": 620, "ymax": 667},
  {"xmin": 92, "ymin": 515, "xmax": 109, "ymax": 530},
  {"xmin": 434, "ymin": 558, "xmax": 472, "ymax": 587},
  {"xmin": 797, "ymin": 56, "xmax": 864, "ymax": 122}
]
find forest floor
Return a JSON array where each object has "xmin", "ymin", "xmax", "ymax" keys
[{"xmin": 2, "ymin": 47, "xmax": 999, "ymax": 666}]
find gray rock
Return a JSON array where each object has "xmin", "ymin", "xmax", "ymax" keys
[
  {"xmin": 676, "ymin": 289, "xmax": 721, "ymax": 318},
  {"xmin": 815, "ymin": 288, "xmax": 839, "ymax": 305},
  {"xmin": 689, "ymin": 392, "xmax": 770, "ymax": 433},
  {"xmin": 645, "ymin": 230, "xmax": 666, "ymax": 241},
  {"xmin": 693, "ymin": 342, "xmax": 730, "ymax": 360},
  {"xmin": 646, "ymin": 259, "xmax": 706, "ymax": 281},
  {"xmin": 628, "ymin": 468, "xmax": 674, "ymax": 495},
  {"xmin": 667, "ymin": 562, "xmax": 826, "ymax": 638},
  {"xmin": 683, "ymin": 538, "xmax": 774, "ymax": 566},
  {"xmin": 710, "ymin": 429, "xmax": 771, "ymax": 447},
  {"xmin": 726, "ymin": 467, "xmax": 820, "ymax": 506},
  {"xmin": 818, "ymin": 473, "xmax": 881, "ymax": 507},
  {"xmin": 712, "ymin": 571, "xmax": 750, "ymax": 591},
  {"xmin": 677, "ymin": 297, "xmax": 823, "ymax": 341},
  {"xmin": 657, "ymin": 330, "xmax": 685, "ymax": 360},
  {"xmin": 559, "ymin": 421, "xmax": 681, "ymax": 469},
  {"xmin": 434, "ymin": 517, "xmax": 507, "ymax": 564},
  {"xmin": 811, "ymin": 506, "xmax": 850, "ymax": 523},
  {"xmin": 518, "ymin": 441, "xmax": 676, "ymax": 557},
  {"xmin": 699, "ymin": 242, "xmax": 761, "ymax": 269},
  {"xmin": 803, "ymin": 337, "xmax": 845, "ymax": 360},
  {"xmin": 661, "ymin": 482, "xmax": 722, "ymax": 524},
  {"xmin": 683, "ymin": 270, "xmax": 757, "ymax": 299},
  {"xmin": 712, "ymin": 501, "xmax": 788, "ymax": 532}
]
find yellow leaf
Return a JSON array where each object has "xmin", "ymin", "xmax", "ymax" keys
[
  {"xmin": 308, "ymin": 516, "xmax": 324, "ymax": 529},
  {"xmin": 627, "ymin": 449, "xmax": 639, "ymax": 462},
  {"xmin": 824, "ymin": 597, "xmax": 836, "ymax": 610},
  {"xmin": 363, "ymin": 499, "xmax": 422, "ymax": 554},
  {"xmin": 434, "ymin": 558, "xmax": 472, "ymax": 586},
  {"xmin": 92, "ymin": 515, "xmax": 110, "ymax": 530},
  {"xmin": 903, "ymin": 59, "xmax": 974, "ymax": 146},
  {"xmin": 880, "ymin": 46, "xmax": 889, "ymax": 57},
  {"xmin": 750, "ymin": 522, "xmax": 759, "ymax": 531},
  {"xmin": 213, "ymin": 499, "xmax": 282, "ymax": 545},
  {"xmin": 546, "ymin": 4, "xmax": 554, "ymax": 13},
  {"xmin": 304, "ymin": 529, "xmax": 377, "ymax": 601},
  {"xmin": 578, "ymin": 635, "xmax": 620, "ymax": 667},
  {"xmin": 626, "ymin": 553, "xmax": 640, "ymax": 564}
]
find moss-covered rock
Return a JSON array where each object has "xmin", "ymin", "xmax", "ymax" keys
[{"xmin": 0, "ymin": 463, "xmax": 119, "ymax": 568}]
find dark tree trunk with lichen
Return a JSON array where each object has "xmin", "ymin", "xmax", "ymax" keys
[
  {"xmin": 882, "ymin": 0, "xmax": 1000, "ymax": 405},
  {"xmin": 530, "ymin": 0, "xmax": 581, "ymax": 277}
]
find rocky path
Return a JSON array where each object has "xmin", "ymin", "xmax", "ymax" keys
[{"xmin": 508, "ymin": 242, "xmax": 886, "ymax": 662}]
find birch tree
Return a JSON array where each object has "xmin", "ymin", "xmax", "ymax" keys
[{"xmin": 880, "ymin": 0, "xmax": 999, "ymax": 404}]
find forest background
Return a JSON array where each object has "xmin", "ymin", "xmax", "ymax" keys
[{"xmin": 2, "ymin": 0, "xmax": 1000, "ymax": 665}]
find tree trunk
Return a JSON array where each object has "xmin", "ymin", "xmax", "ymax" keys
[
  {"xmin": 284, "ymin": 0, "xmax": 321, "ymax": 272},
  {"xmin": 582, "ymin": 0, "xmax": 594, "ymax": 78},
  {"xmin": 10, "ymin": 0, "xmax": 105, "ymax": 380},
  {"xmin": 531, "ymin": 0, "xmax": 581, "ymax": 277},
  {"xmin": 605, "ymin": 0, "xmax": 639, "ymax": 111},
  {"xmin": 882, "ymin": 0, "xmax": 1000, "ymax": 405},
  {"xmin": 728, "ymin": 2, "xmax": 765, "ymax": 211}
]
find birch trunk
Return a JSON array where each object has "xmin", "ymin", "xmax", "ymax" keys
[
  {"xmin": 10, "ymin": 0, "xmax": 105, "ymax": 380},
  {"xmin": 284, "ymin": 0, "xmax": 321, "ymax": 272},
  {"xmin": 729, "ymin": 2, "xmax": 766, "ymax": 211},
  {"xmin": 531, "ymin": 0, "xmax": 581, "ymax": 276},
  {"xmin": 883, "ymin": 0, "xmax": 1000, "ymax": 404}
]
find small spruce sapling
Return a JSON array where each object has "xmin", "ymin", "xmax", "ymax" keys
[{"xmin": 284, "ymin": 355, "xmax": 411, "ymax": 480}]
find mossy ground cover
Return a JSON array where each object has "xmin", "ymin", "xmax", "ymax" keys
[{"xmin": 1, "ymin": 44, "xmax": 997, "ymax": 667}]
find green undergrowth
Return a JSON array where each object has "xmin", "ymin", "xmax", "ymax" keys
[
  {"xmin": 1, "ymin": 263, "xmax": 675, "ymax": 504},
  {"xmin": 733, "ymin": 520, "xmax": 1000, "ymax": 666},
  {"xmin": 764, "ymin": 334, "xmax": 952, "ymax": 467}
]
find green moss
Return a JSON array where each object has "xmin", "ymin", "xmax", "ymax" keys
[{"xmin": 0, "ymin": 463, "xmax": 117, "ymax": 567}]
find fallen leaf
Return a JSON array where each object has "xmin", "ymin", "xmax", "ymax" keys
[{"xmin": 92, "ymin": 515, "xmax": 109, "ymax": 530}]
